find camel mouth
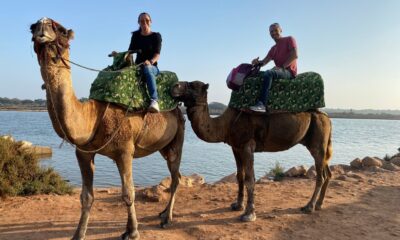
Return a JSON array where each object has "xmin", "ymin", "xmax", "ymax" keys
[
  {"xmin": 171, "ymin": 82, "xmax": 189, "ymax": 98},
  {"xmin": 34, "ymin": 34, "xmax": 56, "ymax": 44}
]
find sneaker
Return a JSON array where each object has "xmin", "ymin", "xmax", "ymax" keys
[
  {"xmin": 249, "ymin": 101, "xmax": 266, "ymax": 112},
  {"xmin": 148, "ymin": 100, "xmax": 160, "ymax": 113}
]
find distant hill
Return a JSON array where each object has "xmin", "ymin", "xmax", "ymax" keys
[{"xmin": 1, "ymin": 97, "xmax": 400, "ymax": 120}]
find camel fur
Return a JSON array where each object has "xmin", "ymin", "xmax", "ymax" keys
[
  {"xmin": 31, "ymin": 17, "xmax": 185, "ymax": 240},
  {"xmin": 171, "ymin": 81, "xmax": 333, "ymax": 222}
]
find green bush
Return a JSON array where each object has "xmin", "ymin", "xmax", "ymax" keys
[
  {"xmin": 0, "ymin": 138, "xmax": 72, "ymax": 197},
  {"xmin": 268, "ymin": 162, "xmax": 285, "ymax": 181}
]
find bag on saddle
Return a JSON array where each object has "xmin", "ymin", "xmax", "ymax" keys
[{"xmin": 226, "ymin": 63, "xmax": 260, "ymax": 91}]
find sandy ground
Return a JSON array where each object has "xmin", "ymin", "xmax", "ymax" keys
[{"xmin": 1, "ymin": 170, "xmax": 399, "ymax": 240}]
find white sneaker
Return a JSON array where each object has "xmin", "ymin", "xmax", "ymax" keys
[
  {"xmin": 148, "ymin": 100, "xmax": 160, "ymax": 113},
  {"xmin": 249, "ymin": 101, "xmax": 266, "ymax": 112}
]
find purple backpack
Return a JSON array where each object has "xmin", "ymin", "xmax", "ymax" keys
[{"xmin": 226, "ymin": 63, "xmax": 260, "ymax": 91}]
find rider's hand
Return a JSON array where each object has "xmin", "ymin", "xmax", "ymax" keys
[
  {"xmin": 251, "ymin": 57, "xmax": 260, "ymax": 65},
  {"xmin": 144, "ymin": 60, "xmax": 152, "ymax": 65}
]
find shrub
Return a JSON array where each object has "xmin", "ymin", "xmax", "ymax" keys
[
  {"xmin": 268, "ymin": 162, "xmax": 285, "ymax": 181},
  {"xmin": 0, "ymin": 138, "xmax": 72, "ymax": 197}
]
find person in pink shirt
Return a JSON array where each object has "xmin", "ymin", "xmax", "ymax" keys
[{"xmin": 250, "ymin": 23, "xmax": 298, "ymax": 112}]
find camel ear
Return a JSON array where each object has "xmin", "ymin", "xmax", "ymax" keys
[
  {"xmin": 67, "ymin": 29, "xmax": 74, "ymax": 40},
  {"xmin": 30, "ymin": 23, "xmax": 37, "ymax": 33}
]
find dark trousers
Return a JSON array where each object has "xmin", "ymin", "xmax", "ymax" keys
[{"xmin": 259, "ymin": 69, "xmax": 293, "ymax": 105}]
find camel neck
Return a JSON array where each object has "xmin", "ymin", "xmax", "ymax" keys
[
  {"xmin": 186, "ymin": 104, "xmax": 227, "ymax": 143},
  {"xmin": 41, "ymin": 50, "xmax": 99, "ymax": 145}
]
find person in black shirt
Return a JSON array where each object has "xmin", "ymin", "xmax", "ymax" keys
[{"xmin": 114, "ymin": 12, "xmax": 162, "ymax": 112}]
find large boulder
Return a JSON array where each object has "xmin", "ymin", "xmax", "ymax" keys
[
  {"xmin": 284, "ymin": 165, "xmax": 307, "ymax": 177},
  {"xmin": 362, "ymin": 156, "xmax": 383, "ymax": 168},
  {"xmin": 381, "ymin": 161, "xmax": 400, "ymax": 171},
  {"xmin": 391, "ymin": 157, "xmax": 400, "ymax": 167},
  {"xmin": 216, "ymin": 172, "xmax": 237, "ymax": 183},
  {"xmin": 350, "ymin": 158, "xmax": 362, "ymax": 169},
  {"xmin": 306, "ymin": 165, "xmax": 316, "ymax": 179}
]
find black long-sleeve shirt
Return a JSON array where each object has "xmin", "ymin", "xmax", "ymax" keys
[{"xmin": 128, "ymin": 30, "xmax": 162, "ymax": 66}]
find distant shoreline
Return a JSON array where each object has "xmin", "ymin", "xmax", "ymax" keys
[{"xmin": 1, "ymin": 106, "xmax": 400, "ymax": 120}]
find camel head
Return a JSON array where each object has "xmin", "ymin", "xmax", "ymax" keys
[
  {"xmin": 171, "ymin": 81, "xmax": 209, "ymax": 107},
  {"xmin": 30, "ymin": 17, "xmax": 74, "ymax": 66}
]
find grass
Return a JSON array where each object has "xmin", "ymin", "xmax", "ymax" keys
[
  {"xmin": 268, "ymin": 162, "xmax": 285, "ymax": 181},
  {"xmin": 0, "ymin": 137, "xmax": 72, "ymax": 198}
]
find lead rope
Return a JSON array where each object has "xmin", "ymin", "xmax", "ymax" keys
[{"xmin": 44, "ymin": 64, "xmax": 134, "ymax": 154}]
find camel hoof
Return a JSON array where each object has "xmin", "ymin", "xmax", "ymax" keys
[
  {"xmin": 315, "ymin": 204, "xmax": 322, "ymax": 211},
  {"xmin": 71, "ymin": 232, "xmax": 85, "ymax": 240},
  {"xmin": 158, "ymin": 209, "xmax": 167, "ymax": 218},
  {"xmin": 301, "ymin": 205, "xmax": 314, "ymax": 214},
  {"xmin": 231, "ymin": 202, "xmax": 244, "ymax": 211},
  {"xmin": 240, "ymin": 212, "xmax": 256, "ymax": 222},
  {"xmin": 120, "ymin": 231, "xmax": 140, "ymax": 240},
  {"xmin": 160, "ymin": 220, "xmax": 173, "ymax": 229}
]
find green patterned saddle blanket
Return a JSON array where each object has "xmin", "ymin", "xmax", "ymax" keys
[
  {"xmin": 228, "ymin": 72, "xmax": 325, "ymax": 112},
  {"xmin": 89, "ymin": 52, "xmax": 178, "ymax": 111}
]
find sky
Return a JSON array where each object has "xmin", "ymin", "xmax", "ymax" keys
[{"xmin": 1, "ymin": 0, "xmax": 399, "ymax": 110}]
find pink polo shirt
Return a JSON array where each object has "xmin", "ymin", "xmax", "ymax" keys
[{"xmin": 266, "ymin": 36, "xmax": 297, "ymax": 77}]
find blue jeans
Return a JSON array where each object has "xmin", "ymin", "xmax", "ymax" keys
[
  {"xmin": 259, "ymin": 69, "xmax": 293, "ymax": 105},
  {"xmin": 142, "ymin": 65, "xmax": 160, "ymax": 100}
]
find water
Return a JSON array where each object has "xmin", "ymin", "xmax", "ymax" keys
[{"xmin": 1, "ymin": 111, "xmax": 399, "ymax": 187}]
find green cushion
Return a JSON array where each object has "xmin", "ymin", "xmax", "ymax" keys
[
  {"xmin": 89, "ymin": 52, "xmax": 178, "ymax": 111},
  {"xmin": 228, "ymin": 72, "xmax": 325, "ymax": 112}
]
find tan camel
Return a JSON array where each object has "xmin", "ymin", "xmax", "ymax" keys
[
  {"xmin": 171, "ymin": 81, "xmax": 333, "ymax": 222},
  {"xmin": 30, "ymin": 17, "xmax": 185, "ymax": 240}
]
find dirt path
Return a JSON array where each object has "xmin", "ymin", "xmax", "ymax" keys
[{"xmin": 1, "ymin": 170, "xmax": 399, "ymax": 240}]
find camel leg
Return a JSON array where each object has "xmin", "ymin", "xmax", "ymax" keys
[
  {"xmin": 315, "ymin": 165, "xmax": 332, "ymax": 210},
  {"xmin": 231, "ymin": 147, "xmax": 245, "ymax": 211},
  {"xmin": 316, "ymin": 135, "xmax": 333, "ymax": 210},
  {"xmin": 302, "ymin": 116, "xmax": 332, "ymax": 214},
  {"xmin": 239, "ymin": 141, "xmax": 257, "ymax": 222},
  {"xmin": 158, "ymin": 121, "xmax": 184, "ymax": 228},
  {"xmin": 116, "ymin": 153, "xmax": 140, "ymax": 240},
  {"xmin": 72, "ymin": 151, "xmax": 95, "ymax": 240}
]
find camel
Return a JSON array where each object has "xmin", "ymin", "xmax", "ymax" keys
[
  {"xmin": 171, "ymin": 81, "xmax": 333, "ymax": 222},
  {"xmin": 30, "ymin": 17, "xmax": 185, "ymax": 240}
]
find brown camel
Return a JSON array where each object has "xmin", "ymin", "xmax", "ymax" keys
[
  {"xmin": 30, "ymin": 17, "xmax": 185, "ymax": 240},
  {"xmin": 171, "ymin": 81, "xmax": 333, "ymax": 222}
]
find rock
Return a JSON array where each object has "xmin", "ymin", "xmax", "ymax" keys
[
  {"xmin": 362, "ymin": 156, "xmax": 383, "ymax": 168},
  {"xmin": 159, "ymin": 174, "xmax": 205, "ymax": 189},
  {"xmin": 180, "ymin": 176, "xmax": 194, "ymax": 187},
  {"xmin": 306, "ymin": 166, "xmax": 316, "ymax": 179},
  {"xmin": 139, "ymin": 185, "xmax": 169, "ymax": 202},
  {"xmin": 284, "ymin": 165, "xmax": 306, "ymax": 177},
  {"xmin": 188, "ymin": 173, "xmax": 205, "ymax": 185},
  {"xmin": 336, "ymin": 175, "xmax": 358, "ymax": 182},
  {"xmin": 364, "ymin": 166, "xmax": 390, "ymax": 173},
  {"xmin": 350, "ymin": 158, "xmax": 362, "ymax": 169},
  {"xmin": 390, "ymin": 157, "xmax": 400, "ymax": 167},
  {"xmin": 24, "ymin": 146, "xmax": 52, "ymax": 157},
  {"xmin": 256, "ymin": 176, "xmax": 273, "ymax": 184},
  {"xmin": 381, "ymin": 162, "xmax": 400, "ymax": 171},
  {"xmin": 329, "ymin": 164, "xmax": 346, "ymax": 175},
  {"xmin": 346, "ymin": 171, "xmax": 364, "ymax": 179},
  {"xmin": 216, "ymin": 172, "xmax": 237, "ymax": 183}
]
